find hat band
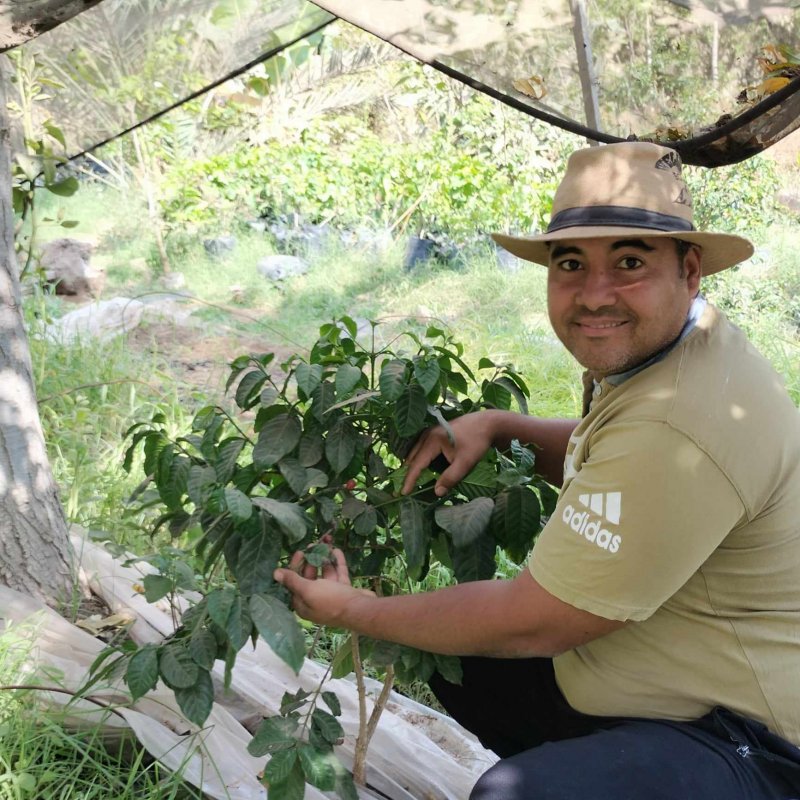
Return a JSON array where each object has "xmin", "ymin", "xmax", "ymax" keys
[{"xmin": 547, "ymin": 205, "xmax": 695, "ymax": 234}]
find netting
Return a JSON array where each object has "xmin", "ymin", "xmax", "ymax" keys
[{"xmin": 2, "ymin": 0, "xmax": 800, "ymax": 167}]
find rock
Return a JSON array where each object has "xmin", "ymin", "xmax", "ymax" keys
[
  {"xmin": 403, "ymin": 236, "xmax": 435, "ymax": 271},
  {"xmin": 203, "ymin": 236, "xmax": 236, "ymax": 257},
  {"xmin": 494, "ymin": 244, "xmax": 523, "ymax": 273},
  {"xmin": 42, "ymin": 297, "xmax": 145, "ymax": 343},
  {"xmin": 776, "ymin": 189, "xmax": 800, "ymax": 214},
  {"xmin": 161, "ymin": 271, "xmax": 186, "ymax": 291},
  {"xmin": 257, "ymin": 255, "xmax": 310, "ymax": 281},
  {"xmin": 246, "ymin": 219, "xmax": 267, "ymax": 233},
  {"xmin": 40, "ymin": 238, "xmax": 105, "ymax": 297}
]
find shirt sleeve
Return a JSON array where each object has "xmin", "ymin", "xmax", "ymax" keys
[{"xmin": 529, "ymin": 419, "xmax": 746, "ymax": 622}]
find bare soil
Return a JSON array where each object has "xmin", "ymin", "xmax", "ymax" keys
[{"xmin": 124, "ymin": 319, "xmax": 296, "ymax": 400}]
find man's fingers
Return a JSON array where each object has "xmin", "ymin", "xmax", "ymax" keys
[
  {"xmin": 288, "ymin": 550, "xmax": 305, "ymax": 572},
  {"xmin": 320, "ymin": 549, "xmax": 352, "ymax": 584}
]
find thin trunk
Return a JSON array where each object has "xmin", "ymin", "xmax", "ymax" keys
[{"xmin": 0, "ymin": 57, "xmax": 73, "ymax": 606}]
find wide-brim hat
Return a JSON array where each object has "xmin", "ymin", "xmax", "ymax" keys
[{"xmin": 492, "ymin": 142, "xmax": 753, "ymax": 276}]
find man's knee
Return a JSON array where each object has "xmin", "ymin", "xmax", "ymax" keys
[{"xmin": 470, "ymin": 758, "xmax": 540, "ymax": 800}]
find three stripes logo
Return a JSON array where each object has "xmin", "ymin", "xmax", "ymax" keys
[
  {"xmin": 561, "ymin": 492, "xmax": 623, "ymax": 554},
  {"xmin": 578, "ymin": 492, "xmax": 621, "ymax": 525}
]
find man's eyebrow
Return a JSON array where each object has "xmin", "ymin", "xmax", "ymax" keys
[
  {"xmin": 609, "ymin": 239, "xmax": 656, "ymax": 252},
  {"xmin": 549, "ymin": 244, "xmax": 584, "ymax": 259}
]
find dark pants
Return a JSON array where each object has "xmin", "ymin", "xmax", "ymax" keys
[{"xmin": 429, "ymin": 656, "xmax": 800, "ymax": 800}]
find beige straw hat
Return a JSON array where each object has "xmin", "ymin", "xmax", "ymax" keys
[{"xmin": 492, "ymin": 141, "xmax": 753, "ymax": 276}]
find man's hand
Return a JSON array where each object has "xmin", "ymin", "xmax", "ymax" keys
[
  {"xmin": 402, "ymin": 412, "xmax": 500, "ymax": 496},
  {"xmin": 274, "ymin": 546, "xmax": 376, "ymax": 627}
]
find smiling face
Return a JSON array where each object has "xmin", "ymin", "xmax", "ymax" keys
[{"xmin": 547, "ymin": 237, "xmax": 702, "ymax": 378}]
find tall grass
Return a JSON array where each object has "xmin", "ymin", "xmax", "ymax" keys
[{"xmin": 0, "ymin": 623, "xmax": 201, "ymax": 800}]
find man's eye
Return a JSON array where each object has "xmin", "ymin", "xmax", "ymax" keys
[
  {"xmin": 618, "ymin": 256, "xmax": 643, "ymax": 270},
  {"xmin": 557, "ymin": 259, "xmax": 582, "ymax": 272}
]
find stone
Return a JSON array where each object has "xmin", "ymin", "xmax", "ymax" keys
[
  {"xmin": 257, "ymin": 255, "xmax": 310, "ymax": 281},
  {"xmin": 40, "ymin": 237, "xmax": 105, "ymax": 297},
  {"xmin": 776, "ymin": 189, "xmax": 800, "ymax": 214},
  {"xmin": 203, "ymin": 236, "xmax": 237, "ymax": 256},
  {"xmin": 42, "ymin": 297, "xmax": 145, "ymax": 344},
  {"xmin": 161, "ymin": 271, "xmax": 186, "ymax": 291}
]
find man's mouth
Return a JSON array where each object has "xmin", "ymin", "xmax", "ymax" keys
[{"xmin": 574, "ymin": 319, "xmax": 629, "ymax": 330}]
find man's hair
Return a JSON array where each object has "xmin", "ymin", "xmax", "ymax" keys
[{"xmin": 674, "ymin": 238, "xmax": 697, "ymax": 276}]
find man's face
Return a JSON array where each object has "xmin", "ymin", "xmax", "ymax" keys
[{"xmin": 547, "ymin": 237, "xmax": 702, "ymax": 378}]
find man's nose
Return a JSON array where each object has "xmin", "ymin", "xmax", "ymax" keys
[{"xmin": 575, "ymin": 268, "xmax": 617, "ymax": 310}]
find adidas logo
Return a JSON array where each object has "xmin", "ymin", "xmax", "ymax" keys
[{"xmin": 561, "ymin": 492, "xmax": 622, "ymax": 553}]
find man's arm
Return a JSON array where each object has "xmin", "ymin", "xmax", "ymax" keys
[
  {"xmin": 402, "ymin": 411, "xmax": 579, "ymax": 495},
  {"xmin": 275, "ymin": 558, "xmax": 624, "ymax": 658}
]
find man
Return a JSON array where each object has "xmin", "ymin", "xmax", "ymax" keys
[{"xmin": 275, "ymin": 142, "xmax": 800, "ymax": 798}]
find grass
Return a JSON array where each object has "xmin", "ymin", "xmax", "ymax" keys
[{"xmin": 0, "ymin": 623, "xmax": 202, "ymax": 800}]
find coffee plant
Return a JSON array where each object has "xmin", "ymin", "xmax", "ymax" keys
[{"xmin": 115, "ymin": 317, "xmax": 557, "ymax": 798}]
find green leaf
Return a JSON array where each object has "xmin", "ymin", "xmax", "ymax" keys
[
  {"xmin": 295, "ymin": 362, "xmax": 323, "ymax": 398},
  {"xmin": 280, "ymin": 688, "xmax": 311, "ymax": 715},
  {"xmin": 226, "ymin": 595, "xmax": 253, "ymax": 651},
  {"xmin": 174, "ymin": 669, "xmax": 214, "ymax": 726},
  {"xmin": 335, "ymin": 363, "xmax": 363, "ymax": 399},
  {"xmin": 46, "ymin": 176, "xmax": 79, "ymax": 197},
  {"xmin": 492, "ymin": 486, "xmax": 541, "ymax": 562},
  {"xmin": 189, "ymin": 628, "xmax": 218, "ymax": 671},
  {"xmin": 311, "ymin": 708, "xmax": 344, "ymax": 745},
  {"xmin": 353, "ymin": 505, "xmax": 377, "ymax": 536},
  {"xmin": 457, "ymin": 460, "xmax": 497, "ymax": 500},
  {"xmin": 252, "ymin": 498, "xmax": 308, "ymax": 544},
  {"xmin": 215, "ymin": 438, "xmax": 246, "ymax": 483},
  {"xmin": 260, "ymin": 385, "xmax": 278, "ymax": 407},
  {"xmin": 159, "ymin": 645, "xmax": 199, "ymax": 689},
  {"xmin": 482, "ymin": 380, "xmax": 512, "ymax": 410},
  {"xmin": 237, "ymin": 524, "xmax": 281, "ymax": 595},
  {"xmin": 143, "ymin": 574, "xmax": 172, "ymax": 603},
  {"xmin": 298, "ymin": 433, "xmax": 324, "ymax": 466},
  {"xmin": 250, "ymin": 594, "xmax": 306, "ymax": 673},
  {"xmin": 451, "ymin": 529, "xmax": 497, "ymax": 583},
  {"xmin": 303, "ymin": 469, "xmax": 328, "ymax": 493},
  {"xmin": 400, "ymin": 499, "xmax": 429, "ymax": 581},
  {"xmin": 159, "ymin": 455, "xmax": 191, "ymax": 511},
  {"xmin": 435, "ymin": 497, "xmax": 495, "ymax": 548},
  {"xmin": 510, "ymin": 439, "xmax": 536, "ymax": 473},
  {"xmin": 330, "ymin": 636, "xmax": 355, "ymax": 678},
  {"xmin": 311, "ymin": 380, "xmax": 336, "ymax": 422},
  {"xmin": 126, "ymin": 646, "xmax": 159, "ymax": 701},
  {"xmin": 394, "ymin": 384, "xmax": 428, "ymax": 437},
  {"xmin": 187, "ymin": 465, "xmax": 217, "ymax": 506},
  {"xmin": 298, "ymin": 743, "xmax": 337, "ymax": 791},
  {"xmin": 263, "ymin": 746, "xmax": 298, "ymax": 786},
  {"xmin": 254, "ymin": 414, "xmax": 302, "ymax": 469},
  {"xmin": 325, "ymin": 418, "xmax": 357, "ymax": 474},
  {"xmin": 248, "ymin": 715, "xmax": 300, "ymax": 757},
  {"xmin": 207, "ymin": 586, "xmax": 236, "ymax": 628},
  {"xmin": 224, "ymin": 487, "xmax": 253, "ymax": 521},
  {"xmin": 235, "ymin": 370, "xmax": 266, "ymax": 410},
  {"xmin": 478, "ymin": 357, "xmax": 496, "ymax": 370},
  {"xmin": 413, "ymin": 357, "xmax": 441, "ymax": 394},
  {"xmin": 303, "ymin": 542, "xmax": 332, "ymax": 568},
  {"xmin": 379, "ymin": 359, "xmax": 408, "ymax": 401},
  {"xmin": 192, "ymin": 406, "xmax": 217, "ymax": 431},
  {"xmin": 495, "ymin": 376, "xmax": 529, "ymax": 415},
  {"xmin": 321, "ymin": 691, "xmax": 341, "ymax": 716},
  {"xmin": 434, "ymin": 653, "xmax": 463, "ymax": 685},
  {"xmin": 267, "ymin": 759, "xmax": 306, "ymax": 800},
  {"xmin": 278, "ymin": 457, "xmax": 308, "ymax": 496}
]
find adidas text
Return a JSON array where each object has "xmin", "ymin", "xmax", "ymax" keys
[{"xmin": 562, "ymin": 504, "xmax": 622, "ymax": 553}]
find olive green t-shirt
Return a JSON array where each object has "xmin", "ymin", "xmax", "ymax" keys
[{"xmin": 529, "ymin": 303, "xmax": 800, "ymax": 745}]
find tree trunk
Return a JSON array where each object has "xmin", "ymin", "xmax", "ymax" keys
[{"xmin": 0, "ymin": 60, "xmax": 73, "ymax": 606}]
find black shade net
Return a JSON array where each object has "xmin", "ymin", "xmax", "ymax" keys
[{"xmin": 2, "ymin": 0, "xmax": 800, "ymax": 167}]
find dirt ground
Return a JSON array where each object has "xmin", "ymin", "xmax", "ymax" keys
[{"xmin": 124, "ymin": 318, "xmax": 297, "ymax": 401}]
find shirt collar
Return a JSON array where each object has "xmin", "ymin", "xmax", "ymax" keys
[{"xmin": 603, "ymin": 294, "xmax": 707, "ymax": 387}]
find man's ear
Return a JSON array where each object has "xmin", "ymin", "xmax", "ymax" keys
[{"xmin": 684, "ymin": 245, "xmax": 702, "ymax": 292}]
